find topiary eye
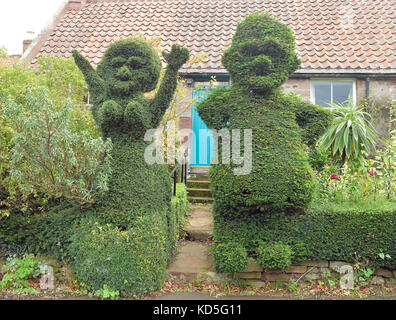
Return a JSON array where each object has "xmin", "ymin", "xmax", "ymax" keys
[
  {"xmin": 111, "ymin": 57, "xmax": 126, "ymax": 68},
  {"xmin": 239, "ymin": 40, "xmax": 261, "ymax": 57},
  {"xmin": 261, "ymin": 40, "xmax": 288, "ymax": 59},
  {"xmin": 127, "ymin": 56, "xmax": 146, "ymax": 68}
]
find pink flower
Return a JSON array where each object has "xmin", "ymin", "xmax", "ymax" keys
[
  {"xmin": 330, "ymin": 174, "xmax": 339, "ymax": 180},
  {"xmin": 368, "ymin": 168, "xmax": 374, "ymax": 176}
]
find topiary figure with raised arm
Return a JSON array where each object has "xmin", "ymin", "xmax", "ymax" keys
[
  {"xmin": 197, "ymin": 13, "xmax": 332, "ymax": 273},
  {"xmin": 70, "ymin": 38, "xmax": 189, "ymax": 296},
  {"xmin": 72, "ymin": 38, "xmax": 189, "ymax": 228}
]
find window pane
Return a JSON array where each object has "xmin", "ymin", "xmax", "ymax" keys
[
  {"xmin": 313, "ymin": 82, "xmax": 331, "ymax": 107},
  {"xmin": 333, "ymin": 82, "xmax": 353, "ymax": 105}
]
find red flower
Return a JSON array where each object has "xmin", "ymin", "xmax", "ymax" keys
[
  {"xmin": 330, "ymin": 174, "xmax": 339, "ymax": 180},
  {"xmin": 368, "ymin": 168, "xmax": 374, "ymax": 176}
]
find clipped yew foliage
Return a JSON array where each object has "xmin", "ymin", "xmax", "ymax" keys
[
  {"xmin": 198, "ymin": 13, "xmax": 331, "ymax": 274},
  {"xmin": 72, "ymin": 38, "xmax": 189, "ymax": 295},
  {"xmin": 198, "ymin": 13, "xmax": 331, "ymax": 216}
]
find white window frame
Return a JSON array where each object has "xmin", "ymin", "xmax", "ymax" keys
[{"xmin": 310, "ymin": 78, "xmax": 356, "ymax": 107}]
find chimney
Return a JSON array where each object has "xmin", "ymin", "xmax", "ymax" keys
[
  {"xmin": 68, "ymin": 0, "xmax": 86, "ymax": 10},
  {"xmin": 23, "ymin": 31, "xmax": 35, "ymax": 53}
]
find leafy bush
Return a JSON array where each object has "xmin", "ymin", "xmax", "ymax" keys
[
  {"xmin": 0, "ymin": 55, "xmax": 98, "ymax": 215},
  {"xmin": 68, "ymin": 215, "xmax": 168, "ymax": 297},
  {"xmin": 256, "ymin": 242, "xmax": 293, "ymax": 270},
  {"xmin": 0, "ymin": 255, "xmax": 41, "ymax": 294},
  {"xmin": 168, "ymin": 183, "xmax": 189, "ymax": 253},
  {"xmin": 94, "ymin": 284, "xmax": 120, "ymax": 300},
  {"xmin": 4, "ymin": 90, "xmax": 112, "ymax": 208},
  {"xmin": 212, "ymin": 242, "xmax": 249, "ymax": 274}
]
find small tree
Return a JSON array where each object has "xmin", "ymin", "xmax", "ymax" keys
[{"xmin": 4, "ymin": 90, "xmax": 112, "ymax": 208}]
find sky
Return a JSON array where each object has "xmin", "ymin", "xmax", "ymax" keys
[{"xmin": 0, "ymin": 0, "xmax": 66, "ymax": 55}]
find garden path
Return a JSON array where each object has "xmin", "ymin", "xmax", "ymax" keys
[{"xmin": 166, "ymin": 204, "xmax": 226, "ymax": 285}]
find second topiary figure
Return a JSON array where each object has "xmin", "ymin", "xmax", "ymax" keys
[{"xmin": 197, "ymin": 13, "xmax": 331, "ymax": 216}]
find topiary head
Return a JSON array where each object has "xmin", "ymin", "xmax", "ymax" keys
[
  {"xmin": 222, "ymin": 13, "xmax": 301, "ymax": 94},
  {"xmin": 97, "ymin": 38, "xmax": 161, "ymax": 97}
]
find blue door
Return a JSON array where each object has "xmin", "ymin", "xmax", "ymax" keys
[
  {"xmin": 191, "ymin": 86, "xmax": 212, "ymax": 166},
  {"xmin": 191, "ymin": 81, "xmax": 229, "ymax": 166}
]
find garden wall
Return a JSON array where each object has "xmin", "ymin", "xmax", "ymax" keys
[{"xmin": 234, "ymin": 261, "xmax": 396, "ymax": 288}]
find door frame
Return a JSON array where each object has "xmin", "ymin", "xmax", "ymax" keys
[{"xmin": 190, "ymin": 76, "xmax": 230, "ymax": 169}]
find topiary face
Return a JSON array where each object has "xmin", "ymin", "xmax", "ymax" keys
[
  {"xmin": 97, "ymin": 38, "xmax": 162, "ymax": 96},
  {"xmin": 222, "ymin": 13, "xmax": 301, "ymax": 94}
]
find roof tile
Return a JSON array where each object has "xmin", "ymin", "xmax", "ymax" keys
[{"xmin": 35, "ymin": 0, "xmax": 396, "ymax": 72}]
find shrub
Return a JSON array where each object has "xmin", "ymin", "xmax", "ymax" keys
[
  {"xmin": 213, "ymin": 198, "xmax": 396, "ymax": 270},
  {"xmin": 0, "ymin": 55, "xmax": 96, "ymax": 214},
  {"xmin": 197, "ymin": 12, "xmax": 331, "ymax": 276},
  {"xmin": 68, "ymin": 214, "xmax": 168, "ymax": 297},
  {"xmin": 212, "ymin": 242, "xmax": 249, "ymax": 274},
  {"xmin": 256, "ymin": 242, "xmax": 293, "ymax": 270},
  {"xmin": 168, "ymin": 183, "xmax": 189, "ymax": 253},
  {"xmin": 4, "ymin": 90, "xmax": 112, "ymax": 208},
  {"xmin": 302, "ymin": 199, "xmax": 396, "ymax": 269},
  {"xmin": 197, "ymin": 13, "xmax": 330, "ymax": 216},
  {"xmin": 67, "ymin": 185, "xmax": 188, "ymax": 297},
  {"xmin": 70, "ymin": 39, "xmax": 188, "ymax": 295},
  {"xmin": 0, "ymin": 201, "xmax": 80, "ymax": 260}
]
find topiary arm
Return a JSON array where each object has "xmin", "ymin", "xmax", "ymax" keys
[
  {"xmin": 72, "ymin": 50, "xmax": 105, "ymax": 120},
  {"xmin": 290, "ymin": 94, "xmax": 333, "ymax": 146},
  {"xmin": 196, "ymin": 87, "xmax": 232, "ymax": 130},
  {"xmin": 150, "ymin": 45, "xmax": 189, "ymax": 127}
]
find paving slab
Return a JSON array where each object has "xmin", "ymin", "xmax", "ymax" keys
[
  {"xmin": 167, "ymin": 241, "xmax": 225, "ymax": 285},
  {"xmin": 185, "ymin": 204, "xmax": 213, "ymax": 240}
]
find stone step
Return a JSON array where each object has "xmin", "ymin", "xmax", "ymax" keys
[
  {"xmin": 186, "ymin": 180, "xmax": 211, "ymax": 189},
  {"xmin": 187, "ymin": 196, "xmax": 214, "ymax": 203},
  {"xmin": 167, "ymin": 241, "xmax": 225, "ymax": 285},
  {"xmin": 187, "ymin": 187, "xmax": 212, "ymax": 198},
  {"xmin": 188, "ymin": 174, "xmax": 210, "ymax": 182},
  {"xmin": 190, "ymin": 166, "xmax": 210, "ymax": 175},
  {"xmin": 184, "ymin": 204, "xmax": 213, "ymax": 241}
]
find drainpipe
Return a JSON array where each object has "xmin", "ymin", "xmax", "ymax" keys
[{"xmin": 366, "ymin": 76, "xmax": 370, "ymax": 99}]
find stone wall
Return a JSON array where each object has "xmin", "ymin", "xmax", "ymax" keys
[{"xmin": 234, "ymin": 261, "xmax": 396, "ymax": 288}]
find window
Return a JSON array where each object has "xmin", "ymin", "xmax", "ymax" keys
[{"xmin": 311, "ymin": 80, "xmax": 355, "ymax": 108}]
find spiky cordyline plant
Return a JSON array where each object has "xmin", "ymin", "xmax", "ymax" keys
[{"xmin": 318, "ymin": 99, "xmax": 377, "ymax": 166}]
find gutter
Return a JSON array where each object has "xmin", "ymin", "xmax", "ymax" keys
[
  {"xmin": 290, "ymin": 73, "xmax": 396, "ymax": 79},
  {"xmin": 181, "ymin": 70, "xmax": 396, "ymax": 80}
]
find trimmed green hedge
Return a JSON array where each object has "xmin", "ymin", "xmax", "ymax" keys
[
  {"xmin": 211, "ymin": 242, "xmax": 249, "ymax": 274},
  {"xmin": 168, "ymin": 183, "xmax": 189, "ymax": 254},
  {"xmin": 68, "ymin": 213, "xmax": 168, "ymax": 297},
  {"xmin": 213, "ymin": 198, "xmax": 396, "ymax": 272},
  {"xmin": 0, "ymin": 183, "xmax": 189, "ymax": 296},
  {"xmin": 69, "ymin": 183, "xmax": 188, "ymax": 295},
  {"xmin": 0, "ymin": 202, "xmax": 80, "ymax": 260},
  {"xmin": 197, "ymin": 13, "xmax": 330, "ymax": 217}
]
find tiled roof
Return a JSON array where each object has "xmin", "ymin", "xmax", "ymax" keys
[
  {"xmin": 34, "ymin": 0, "xmax": 396, "ymax": 74},
  {"xmin": 0, "ymin": 55, "xmax": 20, "ymax": 66}
]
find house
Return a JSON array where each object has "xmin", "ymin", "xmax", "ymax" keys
[
  {"xmin": 21, "ymin": 0, "xmax": 396, "ymax": 167},
  {"xmin": 0, "ymin": 54, "xmax": 20, "ymax": 66}
]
